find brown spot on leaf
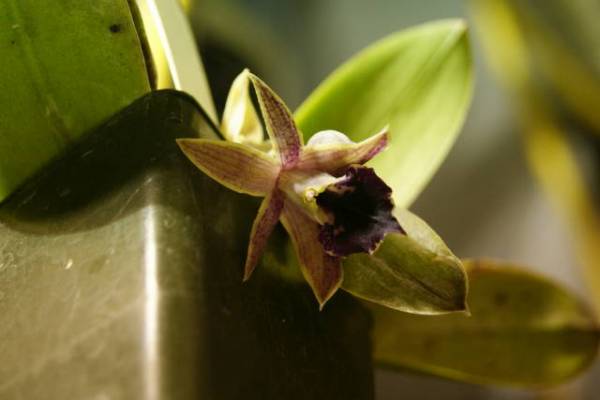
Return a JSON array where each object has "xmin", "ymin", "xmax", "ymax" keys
[{"xmin": 109, "ymin": 24, "xmax": 122, "ymax": 34}]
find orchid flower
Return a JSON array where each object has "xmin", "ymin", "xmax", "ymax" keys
[{"xmin": 178, "ymin": 70, "xmax": 404, "ymax": 307}]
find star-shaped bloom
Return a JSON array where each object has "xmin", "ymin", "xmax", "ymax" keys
[{"xmin": 178, "ymin": 70, "xmax": 404, "ymax": 307}]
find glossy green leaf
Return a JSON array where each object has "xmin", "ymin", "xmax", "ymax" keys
[
  {"xmin": 370, "ymin": 259, "xmax": 600, "ymax": 387},
  {"xmin": 295, "ymin": 19, "xmax": 474, "ymax": 207},
  {"xmin": 0, "ymin": 0, "xmax": 150, "ymax": 202},
  {"xmin": 342, "ymin": 209, "xmax": 467, "ymax": 314}
]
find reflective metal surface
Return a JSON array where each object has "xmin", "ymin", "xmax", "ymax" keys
[{"xmin": 0, "ymin": 91, "xmax": 372, "ymax": 399}]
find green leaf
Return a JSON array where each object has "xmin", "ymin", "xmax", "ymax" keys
[
  {"xmin": 369, "ymin": 259, "xmax": 600, "ymax": 387},
  {"xmin": 295, "ymin": 19, "xmax": 474, "ymax": 208},
  {"xmin": 0, "ymin": 0, "xmax": 150, "ymax": 202},
  {"xmin": 342, "ymin": 208, "xmax": 468, "ymax": 314}
]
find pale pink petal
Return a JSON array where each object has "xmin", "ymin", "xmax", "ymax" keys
[
  {"xmin": 177, "ymin": 139, "xmax": 279, "ymax": 196},
  {"xmin": 280, "ymin": 200, "xmax": 343, "ymax": 308},
  {"xmin": 297, "ymin": 128, "xmax": 388, "ymax": 175},
  {"xmin": 244, "ymin": 189, "xmax": 285, "ymax": 280},
  {"xmin": 248, "ymin": 74, "xmax": 302, "ymax": 169}
]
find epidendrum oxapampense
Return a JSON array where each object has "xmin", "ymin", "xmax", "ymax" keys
[
  {"xmin": 179, "ymin": 19, "xmax": 600, "ymax": 388},
  {"xmin": 178, "ymin": 70, "xmax": 408, "ymax": 308},
  {"xmin": 0, "ymin": 4, "xmax": 597, "ymax": 393}
]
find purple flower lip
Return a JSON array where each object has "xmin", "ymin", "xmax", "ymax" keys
[{"xmin": 316, "ymin": 165, "xmax": 405, "ymax": 257}]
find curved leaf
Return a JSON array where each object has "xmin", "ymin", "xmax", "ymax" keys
[
  {"xmin": 295, "ymin": 19, "xmax": 474, "ymax": 207},
  {"xmin": 370, "ymin": 259, "xmax": 600, "ymax": 387},
  {"xmin": 0, "ymin": 0, "xmax": 150, "ymax": 202},
  {"xmin": 342, "ymin": 209, "xmax": 467, "ymax": 315}
]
